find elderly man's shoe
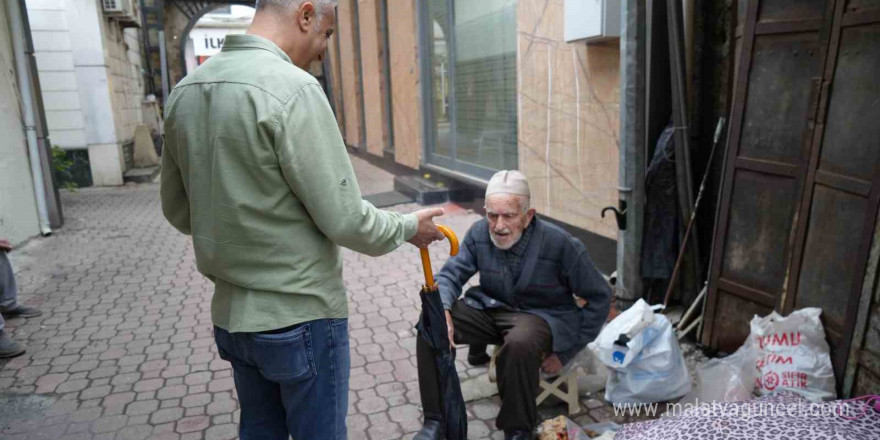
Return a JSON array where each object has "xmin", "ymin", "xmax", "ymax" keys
[
  {"xmin": 413, "ymin": 419, "xmax": 444, "ymax": 440},
  {"xmin": 467, "ymin": 344, "xmax": 491, "ymax": 366},
  {"xmin": 0, "ymin": 330, "xmax": 25, "ymax": 358},
  {"xmin": 1, "ymin": 305, "xmax": 42, "ymax": 319},
  {"xmin": 504, "ymin": 429, "xmax": 533, "ymax": 440}
]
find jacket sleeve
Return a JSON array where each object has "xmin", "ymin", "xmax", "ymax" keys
[
  {"xmin": 562, "ymin": 241, "xmax": 612, "ymax": 358},
  {"xmin": 274, "ymin": 84, "xmax": 417, "ymax": 256},
  {"xmin": 159, "ymin": 136, "xmax": 192, "ymax": 236},
  {"xmin": 435, "ymin": 227, "xmax": 479, "ymax": 310}
]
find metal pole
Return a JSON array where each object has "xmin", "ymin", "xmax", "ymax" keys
[
  {"xmin": 616, "ymin": 0, "xmax": 647, "ymax": 309},
  {"xmin": 159, "ymin": 30, "xmax": 169, "ymax": 104}
]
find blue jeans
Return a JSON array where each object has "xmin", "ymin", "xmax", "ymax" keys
[{"xmin": 214, "ymin": 318, "xmax": 350, "ymax": 440}]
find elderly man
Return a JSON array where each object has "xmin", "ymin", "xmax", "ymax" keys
[
  {"xmin": 0, "ymin": 239, "xmax": 42, "ymax": 358},
  {"xmin": 414, "ymin": 171, "xmax": 611, "ymax": 440},
  {"xmin": 161, "ymin": 1, "xmax": 444, "ymax": 439}
]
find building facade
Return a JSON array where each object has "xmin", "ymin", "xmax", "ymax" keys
[
  {"xmin": 26, "ymin": 0, "xmax": 148, "ymax": 186},
  {"xmin": 1, "ymin": 2, "xmax": 41, "ymax": 244},
  {"xmin": 328, "ymin": 0, "xmax": 621, "ymax": 256}
]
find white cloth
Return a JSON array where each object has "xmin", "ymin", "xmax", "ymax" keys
[{"xmin": 486, "ymin": 170, "xmax": 530, "ymax": 197}]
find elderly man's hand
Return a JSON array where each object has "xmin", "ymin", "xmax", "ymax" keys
[
  {"xmin": 0, "ymin": 240, "xmax": 12, "ymax": 253},
  {"xmin": 407, "ymin": 208, "xmax": 446, "ymax": 248},
  {"xmin": 541, "ymin": 353, "xmax": 563, "ymax": 375},
  {"xmin": 445, "ymin": 310, "xmax": 456, "ymax": 350}
]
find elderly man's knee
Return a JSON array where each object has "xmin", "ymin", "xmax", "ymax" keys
[{"xmin": 503, "ymin": 332, "xmax": 545, "ymax": 358}]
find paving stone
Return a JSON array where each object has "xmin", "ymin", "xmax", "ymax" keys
[
  {"xmin": 176, "ymin": 415, "xmax": 210, "ymax": 433},
  {"xmin": 199, "ymin": 423, "xmax": 235, "ymax": 440},
  {"xmin": 125, "ymin": 399, "xmax": 159, "ymax": 415},
  {"xmin": 367, "ymin": 412, "xmax": 401, "ymax": 440},
  {"xmin": 133, "ymin": 378, "xmax": 164, "ymax": 392},
  {"xmin": 35, "ymin": 373, "xmax": 69, "ymax": 393},
  {"xmin": 115, "ymin": 424, "xmax": 153, "ymax": 440},
  {"xmin": 207, "ymin": 377, "xmax": 234, "ymax": 393},
  {"xmin": 157, "ymin": 384, "xmax": 188, "ymax": 400},
  {"xmin": 91, "ymin": 414, "xmax": 128, "ymax": 433},
  {"xmin": 183, "ymin": 371, "xmax": 211, "ymax": 386},
  {"xmin": 80, "ymin": 384, "xmax": 113, "ymax": 400},
  {"xmin": 102, "ymin": 391, "xmax": 136, "ymax": 410},
  {"xmin": 181, "ymin": 393, "xmax": 212, "ymax": 408},
  {"xmin": 151, "ymin": 406, "xmax": 185, "ymax": 425},
  {"xmin": 206, "ymin": 399, "xmax": 237, "ymax": 416}
]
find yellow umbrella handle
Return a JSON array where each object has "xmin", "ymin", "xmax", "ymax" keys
[{"xmin": 420, "ymin": 224, "xmax": 459, "ymax": 289}]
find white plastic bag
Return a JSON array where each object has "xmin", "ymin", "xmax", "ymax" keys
[
  {"xmin": 589, "ymin": 300, "xmax": 691, "ymax": 404},
  {"xmin": 748, "ymin": 308, "xmax": 836, "ymax": 401},
  {"xmin": 590, "ymin": 299, "xmax": 656, "ymax": 369},
  {"xmin": 680, "ymin": 343, "xmax": 758, "ymax": 405}
]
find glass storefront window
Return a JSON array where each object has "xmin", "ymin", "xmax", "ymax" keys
[
  {"xmin": 423, "ymin": 0, "xmax": 518, "ymax": 176},
  {"xmin": 427, "ymin": 0, "xmax": 452, "ymax": 158}
]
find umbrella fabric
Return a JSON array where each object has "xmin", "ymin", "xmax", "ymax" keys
[{"xmin": 417, "ymin": 286, "xmax": 468, "ymax": 440}]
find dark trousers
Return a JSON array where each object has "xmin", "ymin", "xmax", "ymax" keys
[
  {"xmin": 0, "ymin": 252, "xmax": 19, "ymax": 332},
  {"xmin": 417, "ymin": 300, "xmax": 552, "ymax": 432}
]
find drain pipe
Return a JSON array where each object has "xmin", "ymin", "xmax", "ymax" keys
[{"xmin": 7, "ymin": 0, "xmax": 55, "ymax": 235}]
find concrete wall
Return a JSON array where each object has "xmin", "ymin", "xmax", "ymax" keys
[
  {"xmin": 27, "ymin": 0, "xmax": 147, "ymax": 186},
  {"xmin": 517, "ymin": 0, "xmax": 620, "ymax": 239},
  {"xmin": 0, "ymin": 3, "xmax": 41, "ymax": 243},
  {"xmin": 387, "ymin": 0, "xmax": 421, "ymax": 169}
]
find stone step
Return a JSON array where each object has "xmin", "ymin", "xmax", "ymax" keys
[
  {"xmin": 123, "ymin": 166, "xmax": 160, "ymax": 184},
  {"xmin": 393, "ymin": 174, "xmax": 475, "ymax": 206}
]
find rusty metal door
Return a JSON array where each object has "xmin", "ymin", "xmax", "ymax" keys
[{"xmin": 703, "ymin": 0, "xmax": 880, "ymax": 391}]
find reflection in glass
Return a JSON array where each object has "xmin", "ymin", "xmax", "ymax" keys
[
  {"xmin": 427, "ymin": 0, "xmax": 452, "ymax": 158},
  {"xmin": 452, "ymin": 0, "xmax": 518, "ymax": 170}
]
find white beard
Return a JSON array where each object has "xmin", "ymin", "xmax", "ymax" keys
[{"xmin": 490, "ymin": 229, "xmax": 522, "ymax": 250}]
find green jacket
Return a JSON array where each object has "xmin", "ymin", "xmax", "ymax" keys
[{"xmin": 161, "ymin": 34, "xmax": 417, "ymax": 332}]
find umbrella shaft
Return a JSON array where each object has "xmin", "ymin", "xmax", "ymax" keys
[{"xmin": 420, "ymin": 248, "xmax": 434, "ymax": 289}]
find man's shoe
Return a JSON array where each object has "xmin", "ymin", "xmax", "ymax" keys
[
  {"xmin": 1, "ymin": 305, "xmax": 42, "ymax": 319},
  {"xmin": 413, "ymin": 419, "xmax": 445, "ymax": 440},
  {"xmin": 0, "ymin": 330, "xmax": 25, "ymax": 358},
  {"xmin": 467, "ymin": 344, "xmax": 491, "ymax": 366},
  {"xmin": 504, "ymin": 429, "xmax": 533, "ymax": 440}
]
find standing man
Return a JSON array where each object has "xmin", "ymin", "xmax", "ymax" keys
[
  {"xmin": 160, "ymin": 1, "xmax": 444, "ymax": 439},
  {"xmin": 0, "ymin": 239, "xmax": 43, "ymax": 358},
  {"xmin": 415, "ymin": 171, "xmax": 611, "ymax": 440}
]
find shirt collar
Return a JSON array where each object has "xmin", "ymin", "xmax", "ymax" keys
[{"xmin": 221, "ymin": 34, "xmax": 293, "ymax": 65}]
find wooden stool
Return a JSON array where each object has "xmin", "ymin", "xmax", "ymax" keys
[{"xmin": 487, "ymin": 346, "xmax": 582, "ymax": 415}]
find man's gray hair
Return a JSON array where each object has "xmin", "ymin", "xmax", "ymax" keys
[{"xmin": 256, "ymin": 0, "xmax": 337, "ymax": 17}]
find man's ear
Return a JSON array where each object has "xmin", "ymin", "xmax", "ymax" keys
[
  {"xmin": 298, "ymin": 1, "xmax": 317, "ymax": 32},
  {"xmin": 526, "ymin": 208, "xmax": 537, "ymax": 223}
]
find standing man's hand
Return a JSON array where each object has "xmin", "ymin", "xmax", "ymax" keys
[
  {"xmin": 445, "ymin": 310, "xmax": 456, "ymax": 350},
  {"xmin": 0, "ymin": 240, "xmax": 12, "ymax": 253},
  {"xmin": 407, "ymin": 208, "xmax": 446, "ymax": 248}
]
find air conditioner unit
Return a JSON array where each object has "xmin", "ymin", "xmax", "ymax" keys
[
  {"xmin": 564, "ymin": 0, "xmax": 621, "ymax": 43},
  {"xmin": 103, "ymin": 0, "xmax": 141, "ymax": 27}
]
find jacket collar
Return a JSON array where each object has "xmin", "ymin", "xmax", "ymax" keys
[{"xmin": 512, "ymin": 217, "xmax": 544, "ymax": 294}]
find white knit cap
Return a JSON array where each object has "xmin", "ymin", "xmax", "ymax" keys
[{"xmin": 485, "ymin": 170, "xmax": 530, "ymax": 198}]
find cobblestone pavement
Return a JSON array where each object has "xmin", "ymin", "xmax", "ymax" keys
[{"xmin": 0, "ymin": 156, "xmax": 637, "ymax": 439}]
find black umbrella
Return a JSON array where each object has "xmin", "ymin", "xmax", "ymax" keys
[{"xmin": 417, "ymin": 225, "xmax": 467, "ymax": 440}]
